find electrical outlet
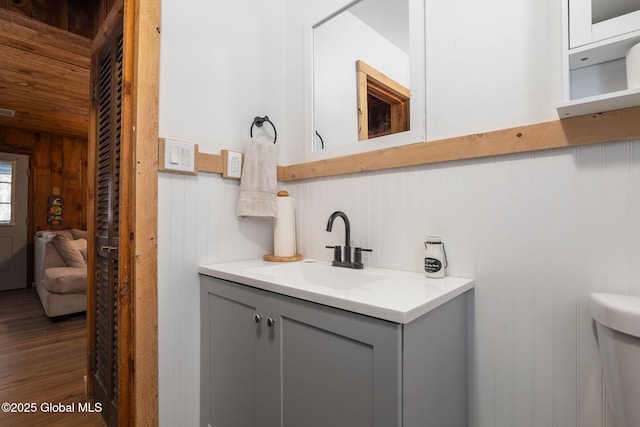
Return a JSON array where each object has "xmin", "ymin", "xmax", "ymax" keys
[{"xmin": 224, "ymin": 151, "xmax": 243, "ymax": 179}]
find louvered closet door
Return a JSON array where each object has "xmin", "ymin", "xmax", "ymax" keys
[{"xmin": 92, "ymin": 24, "xmax": 123, "ymax": 427}]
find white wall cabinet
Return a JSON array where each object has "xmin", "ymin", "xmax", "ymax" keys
[
  {"xmin": 558, "ymin": 0, "xmax": 640, "ymax": 117},
  {"xmin": 200, "ymin": 275, "xmax": 471, "ymax": 427}
]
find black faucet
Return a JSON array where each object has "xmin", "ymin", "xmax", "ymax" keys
[{"xmin": 326, "ymin": 211, "xmax": 372, "ymax": 269}]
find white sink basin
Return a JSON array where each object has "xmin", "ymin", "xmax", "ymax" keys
[
  {"xmin": 199, "ymin": 259, "xmax": 475, "ymax": 323},
  {"xmin": 246, "ymin": 261, "xmax": 388, "ymax": 290}
]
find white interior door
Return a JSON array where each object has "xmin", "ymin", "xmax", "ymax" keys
[{"xmin": 0, "ymin": 152, "xmax": 28, "ymax": 290}]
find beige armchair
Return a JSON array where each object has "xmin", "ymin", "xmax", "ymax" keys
[{"xmin": 34, "ymin": 229, "xmax": 87, "ymax": 319}]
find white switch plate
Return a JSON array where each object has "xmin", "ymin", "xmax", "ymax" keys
[{"xmin": 164, "ymin": 139, "xmax": 196, "ymax": 173}]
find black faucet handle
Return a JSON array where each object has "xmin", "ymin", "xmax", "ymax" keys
[
  {"xmin": 325, "ymin": 245, "xmax": 342, "ymax": 263},
  {"xmin": 354, "ymin": 247, "xmax": 373, "ymax": 253},
  {"xmin": 354, "ymin": 247, "xmax": 372, "ymax": 264}
]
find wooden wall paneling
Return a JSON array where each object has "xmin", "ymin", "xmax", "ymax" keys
[
  {"xmin": 50, "ymin": 137, "xmax": 64, "ymax": 203},
  {"xmin": 0, "ymin": 127, "xmax": 33, "ymax": 155},
  {"xmin": 61, "ymin": 137, "xmax": 84, "ymax": 229},
  {"xmin": 0, "ymin": 8, "xmax": 90, "ymax": 137},
  {"xmin": 31, "ymin": 0, "xmax": 66, "ymax": 29},
  {"xmin": 92, "ymin": 0, "xmax": 122, "ymax": 53},
  {"xmin": 0, "ymin": 11, "xmax": 91, "ymax": 64},
  {"xmin": 67, "ymin": 0, "xmax": 97, "ymax": 39},
  {"xmin": 0, "ymin": 0, "xmax": 96, "ymax": 37},
  {"xmin": 31, "ymin": 133, "xmax": 88, "ymax": 232},
  {"xmin": 7, "ymin": 0, "xmax": 32, "ymax": 17},
  {"xmin": 32, "ymin": 133, "xmax": 52, "ymax": 232},
  {"xmin": 0, "ymin": 49, "xmax": 89, "ymax": 100},
  {"xmin": 97, "ymin": 0, "xmax": 118, "ymax": 28}
]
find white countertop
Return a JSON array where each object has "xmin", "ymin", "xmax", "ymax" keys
[{"xmin": 198, "ymin": 259, "xmax": 474, "ymax": 324}]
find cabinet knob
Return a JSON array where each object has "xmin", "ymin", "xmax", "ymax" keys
[
  {"xmin": 253, "ymin": 314, "xmax": 262, "ymax": 324},
  {"xmin": 266, "ymin": 317, "xmax": 275, "ymax": 327}
]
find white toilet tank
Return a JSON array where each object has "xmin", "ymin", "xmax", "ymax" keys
[{"xmin": 590, "ymin": 293, "xmax": 640, "ymax": 427}]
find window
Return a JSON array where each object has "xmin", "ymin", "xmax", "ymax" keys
[{"xmin": 0, "ymin": 161, "xmax": 13, "ymax": 224}]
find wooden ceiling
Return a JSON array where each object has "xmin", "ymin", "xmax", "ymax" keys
[{"xmin": 0, "ymin": 8, "xmax": 91, "ymax": 138}]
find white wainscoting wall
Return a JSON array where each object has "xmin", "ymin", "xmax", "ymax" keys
[
  {"xmin": 284, "ymin": 139, "xmax": 640, "ymax": 427},
  {"xmin": 158, "ymin": 138, "xmax": 640, "ymax": 426},
  {"xmin": 158, "ymin": 172, "xmax": 273, "ymax": 426}
]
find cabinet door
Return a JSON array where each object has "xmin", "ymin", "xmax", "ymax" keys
[
  {"xmin": 201, "ymin": 277, "xmax": 269, "ymax": 427},
  {"xmin": 569, "ymin": 0, "xmax": 640, "ymax": 48},
  {"xmin": 267, "ymin": 293, "xmax": 402, "ymax": 427}
]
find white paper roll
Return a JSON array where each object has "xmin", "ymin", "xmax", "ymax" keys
[
  {"xmin": 274, "ymin": 196, "xmax": 296, "ymax": 257},
  {"xmin": 627, "ymin": 41, "xmax": 640, "ymax": 90}
]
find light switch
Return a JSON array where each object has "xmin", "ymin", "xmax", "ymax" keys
[
  {"xmin": 181, "ymin": 147, "xmax": 192, "ymax": 167},
  {"xmin": 170, "ymin": 146, "xmax": 180, "ymax": 164},
  {"xmin": 164, "ymin": 139, "xmax": 196, "ymax": 173}
]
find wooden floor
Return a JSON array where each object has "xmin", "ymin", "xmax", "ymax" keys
[{"xmin": 0, "ymin": 288, "xmax": 105, "ymax": 427}]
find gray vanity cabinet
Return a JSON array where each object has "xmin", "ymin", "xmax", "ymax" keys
[{"xmin": 200, "ymin": 275, "xmax": 470, "ymax": 427}]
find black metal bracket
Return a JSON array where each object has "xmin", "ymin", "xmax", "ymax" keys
[{"xmin": 250, "ymin": 116, "xmax": 277, "ymax": 144}]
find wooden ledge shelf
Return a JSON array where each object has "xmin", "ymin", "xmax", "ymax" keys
[
  {"xmin": 159, "ymin": 106, "xmax": 640, "ymax": 183},
  {"xmin": 280, "ymin": 106, "xmax": 640, "ymax": 181}
]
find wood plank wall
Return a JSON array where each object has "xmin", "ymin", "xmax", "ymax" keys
[
  {"xmin": 0, "ymin": 0, "xmax": 98, "ymax": 38},
  {"xmin": 97, "ymin": 0, "xmax": 118, "ymax": 30},
  {"xmin": 0, "ymin": 125, "xmax": 88, "ymax": 286}
]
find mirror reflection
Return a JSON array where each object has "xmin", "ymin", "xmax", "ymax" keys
[
  {"xmin": 313, "ymin": 0, "xmax": 411, "ymax": 151},
  {"xmin": 356, "ymin": 60, "xmax": 410, "ymax": 140}
]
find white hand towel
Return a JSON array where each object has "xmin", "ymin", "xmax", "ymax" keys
[{"xmin": 236, "ymin": 138, "xmax": 278, "ymax": 219}]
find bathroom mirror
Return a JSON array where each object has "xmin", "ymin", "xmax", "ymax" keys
[{"xmin": 308, "ymin": 0, "xmax": 426, "ymax": 161}]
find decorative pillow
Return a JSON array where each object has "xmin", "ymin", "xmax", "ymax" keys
[
  {"xmin": 73, "ymin": 238, "xmax": 88, "ymax": 261},
  {"xmin": 55, "ymin": 229, "xmax": 74, "ymax": 241},
  {"xmin": 70, "ymin": 229, "xmax": 88, "ymax": 240},
  {"xmin": 52, "ymin": 234, "xmax": 86, "ymax": 267}
]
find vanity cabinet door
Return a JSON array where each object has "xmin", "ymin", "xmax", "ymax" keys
[
  {"xmin": 201, "ymin": 276, "xmax": 269, "ymax": 427},
  {"xmin": 201, "ymin": 275, "xmax": 403, "ymax": 427},
  {"xmin": 266, "ymin": 292, "xmax": 403, "ymax": 427}
]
